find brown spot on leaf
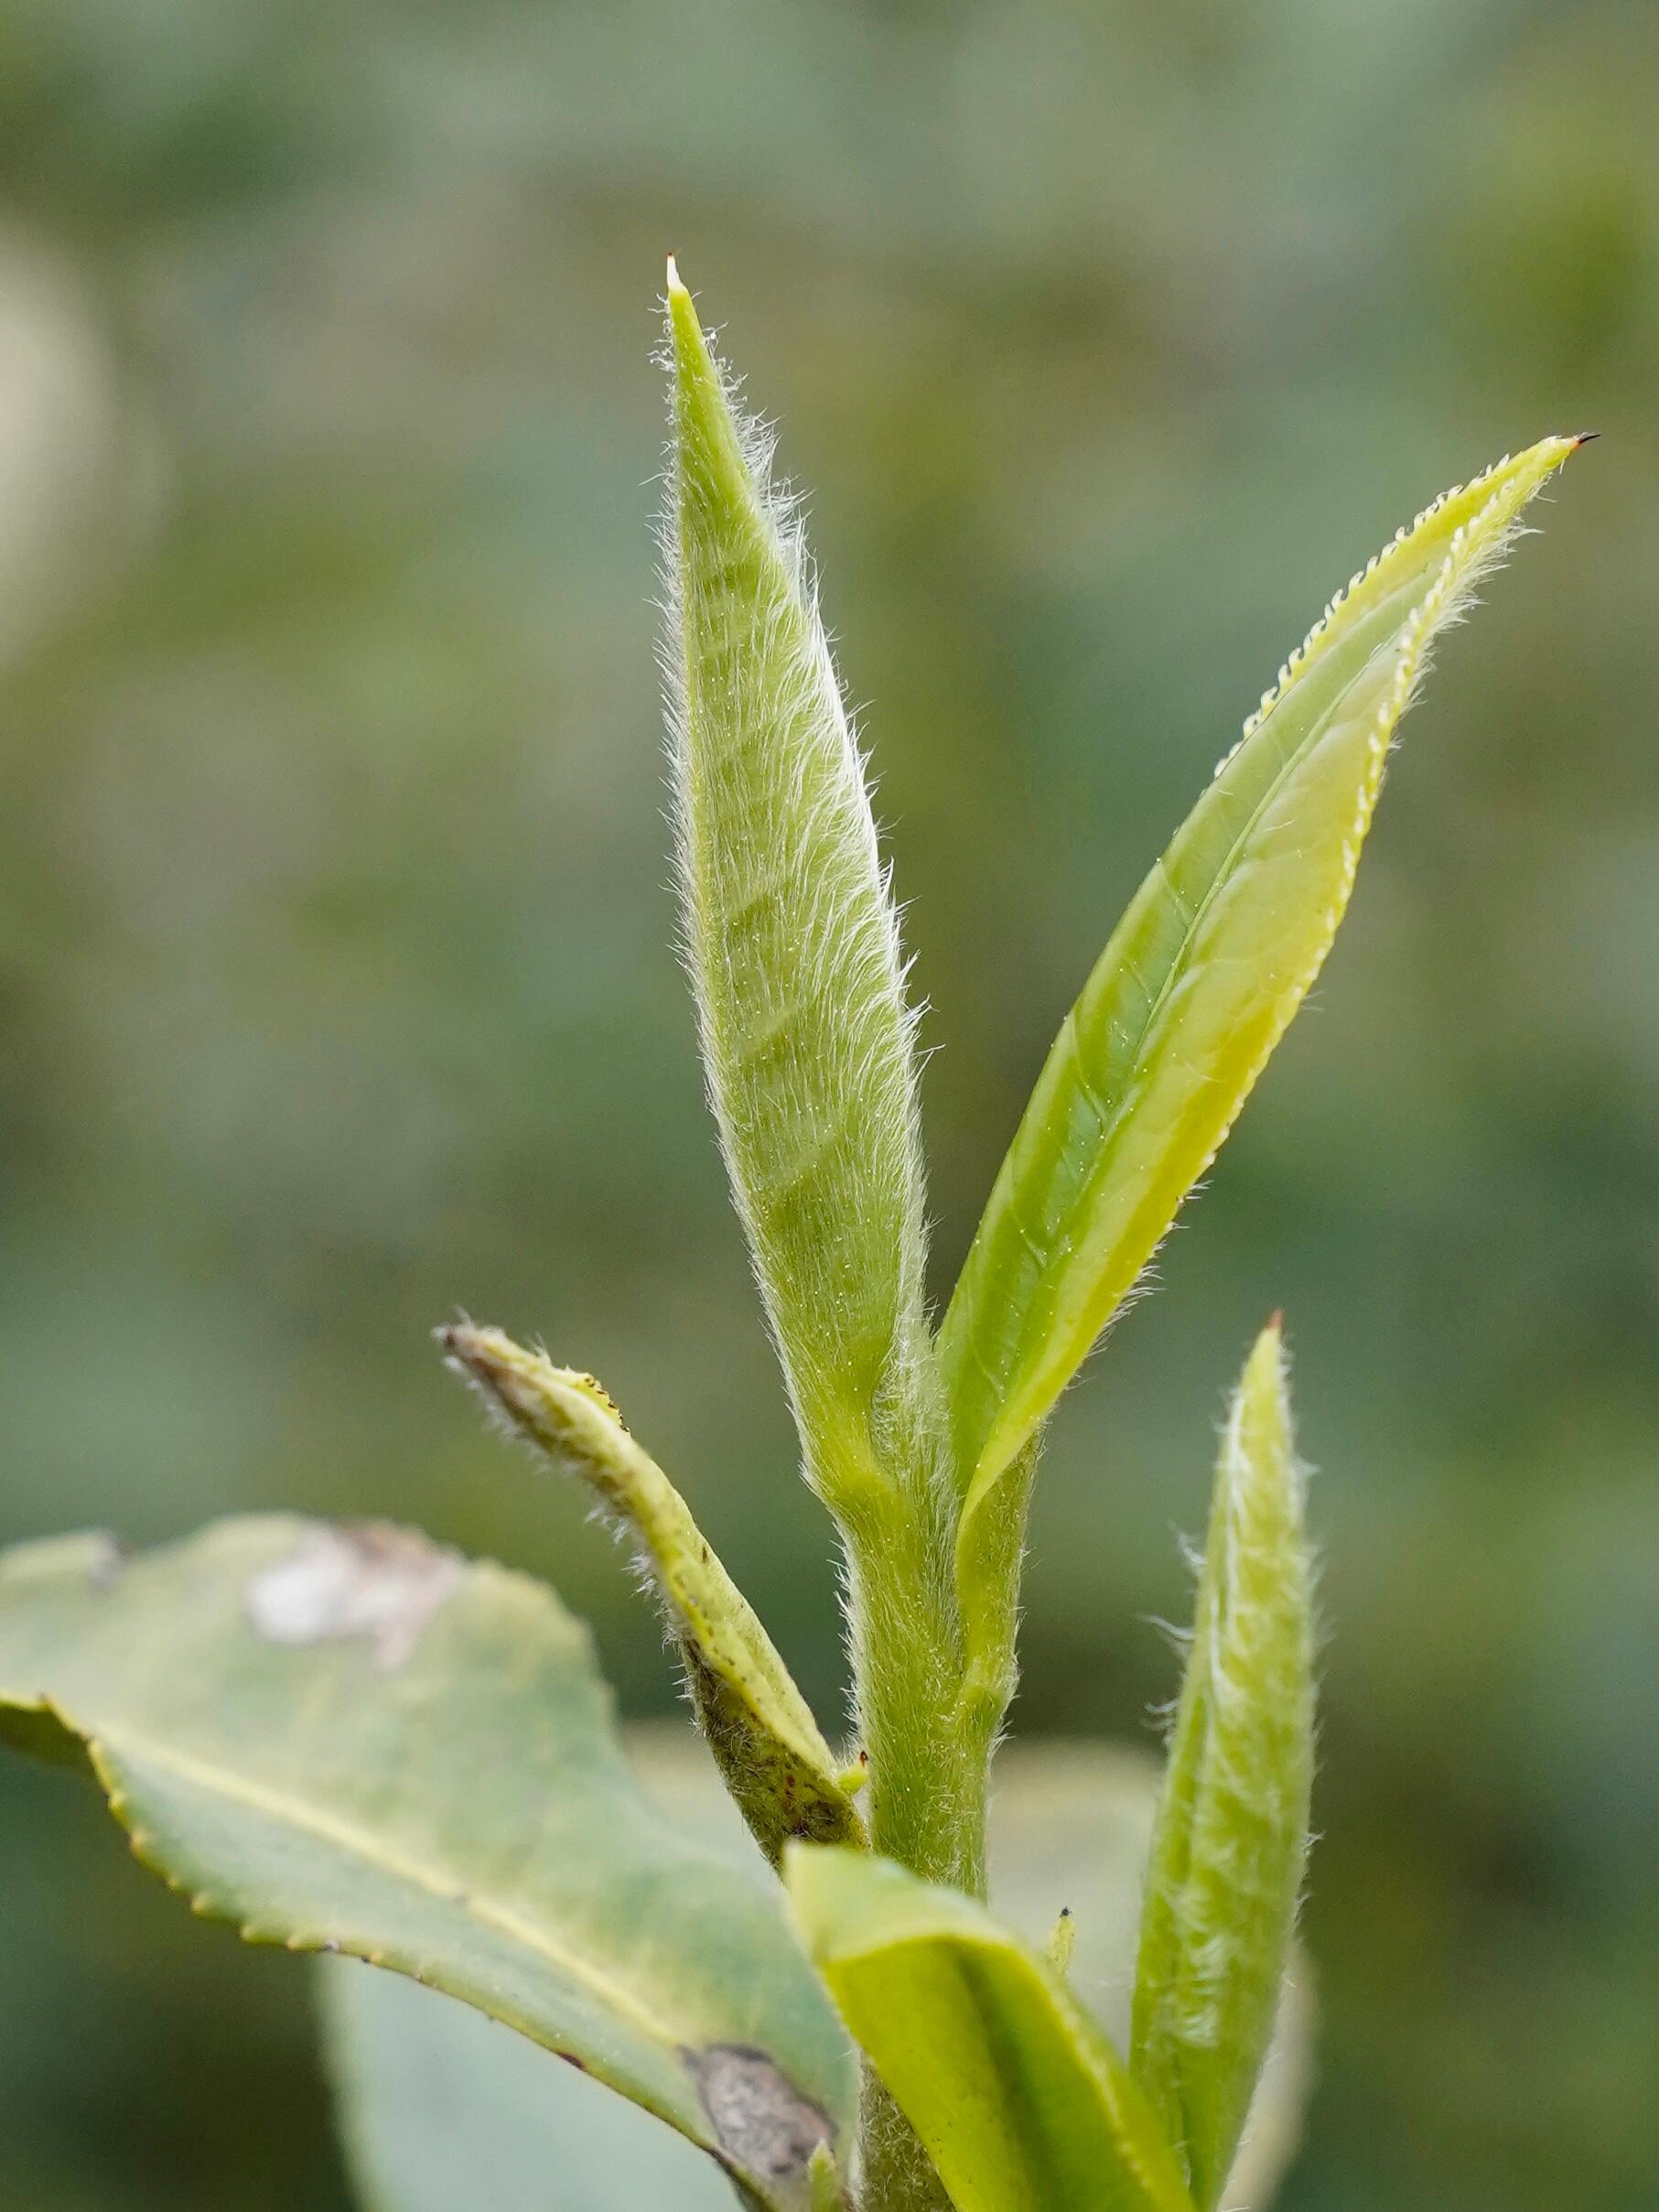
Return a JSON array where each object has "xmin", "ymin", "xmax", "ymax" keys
[
  {"xmin": 683, "ymin": 2044, "xmax": 834, "ymax": 2182},
  {"xmin": 244, "ymin": 1524, "xmax": 460, "ymax": 1668}
]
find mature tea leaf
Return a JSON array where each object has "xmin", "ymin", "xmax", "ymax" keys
[
  {"xmin": 942, "ymin": 437, "xmax": 1585, "ymax": 1714},
  {"xmin": 441, "ymin": 1322, "xmax": 864, "ymax": 1867},
  {"xmin": 1131, "ymin": 1324, "xmax": 1315, "ymax": 2210},
  {"xmin": 663, "ymin": 264, "xmax": 940, "ymax": 1515},
  {"xmin": 787, "ymin": 1844, "xmax": 1195, "ymax": 2212},
  {"xmin": 0, "ymin": 1518, "xmax": 854, "ymax": 2212}
]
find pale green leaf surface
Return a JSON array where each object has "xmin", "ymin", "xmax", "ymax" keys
[
  {"xmin": 0, "ymin": 1518, "xmax": 854, "ymax": 2212},
  {"xmin": 321, "ymin": 1958, "xmax": 743, "ymax": 2212},
  {"xmin": 663, "ymin": 264, "xmax": 939, "ymax": 1512},
  {"xmin": 1131, "ymin": 1326, "xmax": 1315, "ymax": 2211},
  {"xmin": 787, "ymin": 1844, "xmax": 1196, "ymax": 2212},
  {"xmin": 941, "ymin": 437, "xmax": 1582, "ymax": 1710},
  {"xmin": 441, "ymin": 1322, "xmax": 864, "ymax": 1867}
]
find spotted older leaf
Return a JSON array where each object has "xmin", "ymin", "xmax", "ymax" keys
[
  {"xmin": 0, "ymin": 1517, "xmax": 854, "ymax": 2212},
  {"xmin": 941, "ymin": 437, "xmax": 1586, "ymax": 1723}
]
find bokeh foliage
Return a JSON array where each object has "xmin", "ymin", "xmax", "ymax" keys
[{"xmin": 0, "ymin": 3, "xmax": 1654, "ymax": 2207}]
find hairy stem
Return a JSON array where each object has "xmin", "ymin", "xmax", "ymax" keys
[
  {"xmin": 845, "ymin": 1487, "xmax": 986, "ymax": 1894},
  {"xmin": 843, "ymin": 1486, "xmax": 985, "ymax": 2209}
]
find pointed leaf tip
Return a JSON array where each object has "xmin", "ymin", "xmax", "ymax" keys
[
  {"xmin": 939, "ymin": 435, "xmax": 1578, "ymax": 1741},
  {"xmin": 666, "ymin": 253, "xmax": 685, "ymax": 296},
  {"xmin": 1247, "ymin": 1316, "xmax": 1288, "ymax": 1387},
  {"xmin": 661, "ymin": 273, "xmax": 941, "ymax": 1529}
]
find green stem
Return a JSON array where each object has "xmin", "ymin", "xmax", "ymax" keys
[
  {"xmin": 841, "ymin": 1483, "xmax": 986, "ymax": 2207},
  {"xmin": 844, "ymin": 1494, "xmax": 986, "ymax": 1897}
]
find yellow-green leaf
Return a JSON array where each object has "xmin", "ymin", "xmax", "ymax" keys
[
  {"xmin": 441, "ymin": 1322, "xmax": 864, "ymax": 1866},
  {"xmin": 941, "ymin": 437, "xmax": 1585, "ymax": 1717},
  {"xmin": 786, "ymin": 1844, "xmax": 1195, "ymax": 2212},
  {"xmin": 0, "ymin": 1517, "xmax": 855, "ymax": 2212},
  {"xmin": 1131, "ymin": 1324, "xmax": 1315, "ymax": 2210}
]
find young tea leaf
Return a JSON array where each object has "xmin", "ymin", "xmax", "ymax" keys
[
  {"xmin": 441, "ymin": 1322, "xmax": 865, "ymax": 1866},
  {"xmin": 986, "ymin": 1740, "xmax": 1314, "ymax": 2212},
  {"xmin": 1130, "ymin": 1323, "xmax": 1315, "ymax": 2211},
  {"xmin": 941, "ymin": 436, "xmax": 1585, "ymax": 1718},
  {"xmin": 0, "ymin": 1519, "xmax": 855, "ymax": 2212},
  {"xmin": 786, "ymin": 1844, "xmax": 1196, "ymax": 2212},
  {"xmin": 663, "ymin": 264, "xmax": 940, "ymax": 1515}
]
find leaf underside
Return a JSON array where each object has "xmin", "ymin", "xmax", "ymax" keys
[
  {"xmin": 0, "ymin": 1517, "xmax": 854, "ymax": 2212},
  {"xmin": 321, "ymin": 1958, "xmax": 742, "ymax": 2212}
]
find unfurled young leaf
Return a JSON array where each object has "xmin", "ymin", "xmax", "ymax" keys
[
  {"xmin": 787, "ymin": 1844, "xmax": 1196, "ymax": 2212},
  {"xmin": 1131, "ymin": 1322, "xmax": 1315, "ymax": 2211},
  {"xmin": 663, "ymin": 264, "xmax": 940, "ymax": 1516},
  {"xmin": 940, "ymin": 436, "xmax": 1585, "ymax": 1721},
  {"xmin": 440, "ymin": 1322, "xmax": 865, "ymax": 1866},
  {"xmin": 0, "ymin": 1519, "xmax": 855, "ymax": 2212}
]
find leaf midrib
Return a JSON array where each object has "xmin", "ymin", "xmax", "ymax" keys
[{"xmin": 98, "ymin": 1716, "xmax": 709, "ymax": 2059}]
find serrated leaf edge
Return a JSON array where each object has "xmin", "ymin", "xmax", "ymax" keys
[{"xmin": 958, "ymin": 437, "xmax": 1580, "ymax": 1532}]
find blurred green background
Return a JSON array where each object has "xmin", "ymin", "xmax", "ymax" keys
[{"xmin": 0, "ymin": 2, "xmax": 1654, "ymax": 2207}]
